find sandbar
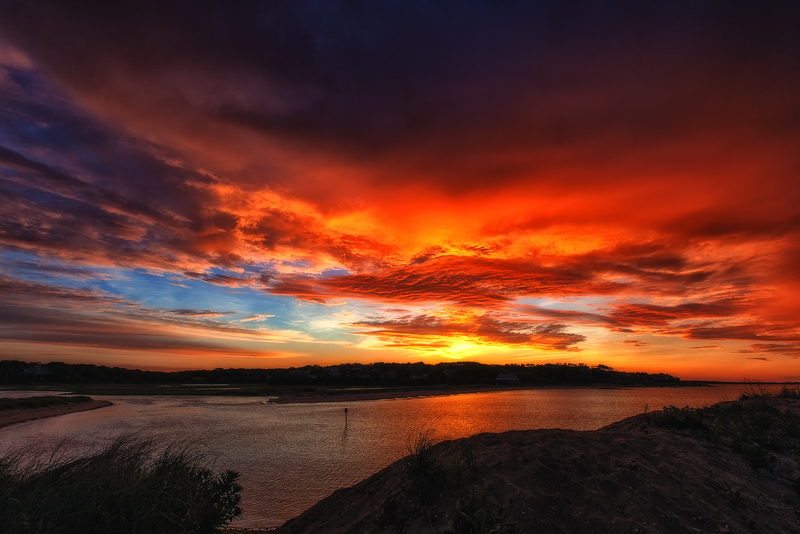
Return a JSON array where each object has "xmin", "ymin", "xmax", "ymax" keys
[{"xmin": 0, "ymin": 399, "xmax": 113, "ymax": 429}]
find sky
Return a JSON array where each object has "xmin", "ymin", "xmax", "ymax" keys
[{"xmin": 0, "ymin": 1, "xmax": 799, "ymax": 380}]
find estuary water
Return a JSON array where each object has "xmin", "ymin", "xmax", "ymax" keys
[{"xmin": 0, "ymin": 385, "xmax": 745, "ymax": 528}]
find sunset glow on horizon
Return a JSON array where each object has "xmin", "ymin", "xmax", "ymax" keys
[{"xmin": 1, "ymin": 2, "xmax": 799, "ymax": 380}]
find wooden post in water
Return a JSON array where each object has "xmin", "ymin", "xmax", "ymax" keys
[{"xmin": 344, "ymin": 407, "xmax": 348, "ymax": 426}]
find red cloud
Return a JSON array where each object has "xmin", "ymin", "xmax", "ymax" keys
[
  {"xmin": 268, "ymin": 255, "xmax": 629, "ymax": 306},
  {"xmin": 608, "ymin": 301, "xmax": 745, "ymax": 327},
  {"xmin": 734, "ymin": 344, "xmax": 800, "ymax": 358}
]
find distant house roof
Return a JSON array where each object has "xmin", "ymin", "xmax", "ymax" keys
[{"xmin": 496, "ymin": 372, "xmax": 520, "ymax": 383}]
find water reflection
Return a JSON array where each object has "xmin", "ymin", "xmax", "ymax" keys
[{"xmin": 0, "ymin": 385, "xmax": 744, "ymax": 528}]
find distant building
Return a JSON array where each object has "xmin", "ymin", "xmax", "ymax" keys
[
  {"xmin": 23, "ymin": 363, "xmax": 50, "ymax": 376},
  {"xmin": 496, "ymin": 372, "xmax": 520, "ymax": 384}
]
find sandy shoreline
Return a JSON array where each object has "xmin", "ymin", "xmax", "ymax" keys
[{"xmin": 0, "ymin": 399, "xmax": 113, "ymax": 429}]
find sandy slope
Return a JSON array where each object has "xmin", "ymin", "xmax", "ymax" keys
[
  {"xmin": 0, "ymin": 400, "xmax": 113, "ymax": 429},
  {"xmin": 271, "ymin": 398, "xmax": 800, "ymax": 534}
]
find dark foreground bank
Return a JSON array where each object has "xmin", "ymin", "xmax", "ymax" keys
[{"xmin": 273, "ymin": 396, "xmax": 800, "ymax": 534}]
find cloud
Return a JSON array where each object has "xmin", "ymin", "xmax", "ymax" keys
[
  {"xmin": 621, "ymin": 340, "xmax": 650, "ymax": 347},
  {"xmin": 735, "ymin": 343, "xmax": 800, "ymax": 358},
  {"xmin": 4, "ymin": 5, "xmax": 799, "ymax": 169},
  {"xmin": 239, "ymin": 314, "xmax": 276, "ymax": 323},
  {"xmin": 268, "ymin": 254, "xmax": 630, "ymax": 306},
  {"xmin": 0, "ymin": 274, "xmax": 306, "ymax": 355},
  {"xmin": 168, "ymin": 309, "xmax": 236, "ymax": 317},
  {"xmin": 682, "ymin": 326, "xmax": 800, "ymax": 343},
  {"xmin": 347, "ymin": 310, "xmax": 585, "ymax": 352},
  {"xmin": 608, "ymin": 301, "xmax": 745, "ymax": 327},
  {"xmin": 0, "ymin": 2, "xmax": 795, "ymax": 259},
  {"xmin": 0, "ymin": 274, "xmax": 132, "ymax": 308},
  {"xmin": 517, "ymin": 299, "xmax": 746, "ymax": 332}
]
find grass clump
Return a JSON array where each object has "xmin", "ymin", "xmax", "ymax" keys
[
  {"xmin": 0, "ymin": 396, "xmax": 92, "ymax": 411},
  {"xmin": 449, "ymin": 441, "xmax": 477, "ymax": 489},
  {"xmin": 0, "ymin": 435, "xmax": 241, "ymax": 534},
  {"xmin": 397, "ymin": 432, "xmax": 517, "ymax": 533},
  {"xmin": 648, "ymin": 405, "xmax": 706, "ymax": 431},
  {"xmin": 404, "ymin": 428, "xmax": 443, "ymax": 502},
  {"xmin": 452, "ymin": 490, "xmax": 515, "ymax": 534}
]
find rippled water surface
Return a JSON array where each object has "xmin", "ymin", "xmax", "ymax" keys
[{"xmin": 0, "ymin": 385, "xmax": 745, "ymax": 527}]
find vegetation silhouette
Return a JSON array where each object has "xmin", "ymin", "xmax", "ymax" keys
[{"xmin": 0, "ymin": 435, "xmax": 242, "ymax": 534}]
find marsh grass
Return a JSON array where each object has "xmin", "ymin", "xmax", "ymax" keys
[
  {"xmin": 0, "ymin": 435, "xmax": 241, "ymax": 534},
  {"xmin": 739, "ymin": 383, "xmax": 800, "ymax": 400},
  {"xmin": 0, "ymin": 395, "xmax": 92, "ymax": 411},
  {"xmin": 650, "ymin": 402, "xmax": 800, "ymax": 471}
]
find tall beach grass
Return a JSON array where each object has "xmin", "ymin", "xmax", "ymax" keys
[{"xmin": 0, "ymin": 435, "xmax": 241, "ymax": 534}]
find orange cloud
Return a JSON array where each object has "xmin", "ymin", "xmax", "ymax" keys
[{"xmin": 347, "ymin": 310, "xmax": 585, "ymax": 353}]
